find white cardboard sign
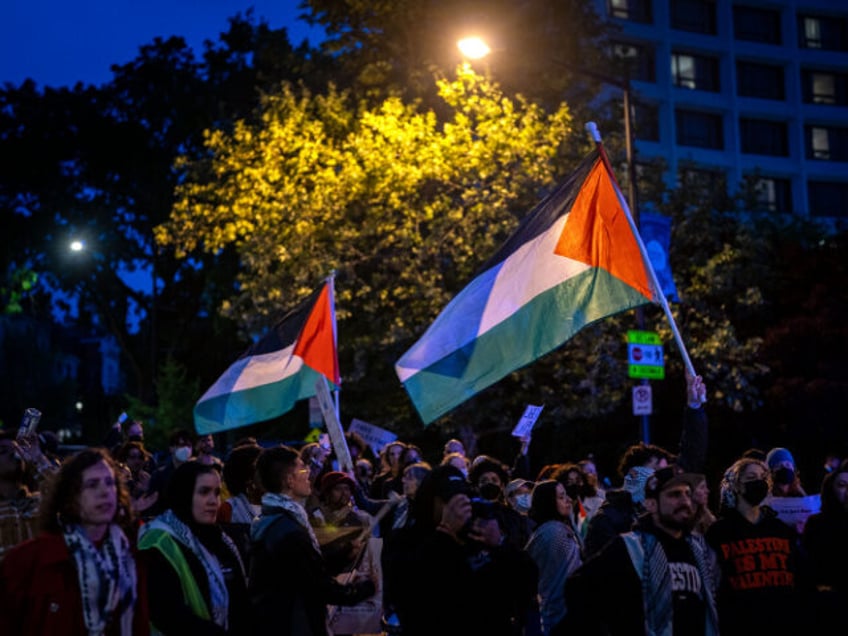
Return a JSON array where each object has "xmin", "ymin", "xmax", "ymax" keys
[{"xmin": 511, "ymin": 404, "xmax": 544, "ymax": 438}]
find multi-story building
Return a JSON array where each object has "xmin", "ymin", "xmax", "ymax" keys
[{"xmin": 603, "ymin": 0, "xmax": 847, "ymax": 219}]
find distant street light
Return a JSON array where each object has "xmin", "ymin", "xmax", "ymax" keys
[{"xmin": 457, "ymin": 37, "xmax": 491, "ymax": 60}]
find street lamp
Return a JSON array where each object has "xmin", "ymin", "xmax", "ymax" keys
[{"xmin": 456, "ymin": 37, "xmax": 639, "ymax": 225}]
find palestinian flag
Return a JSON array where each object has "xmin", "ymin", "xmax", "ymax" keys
[
  {"xmin": 395, "ymin": 149, "xmax": 658, "ymax": 425},
  {"xmin": 194, "ymin": 279, "xmax": 340, "ymax": 434}
]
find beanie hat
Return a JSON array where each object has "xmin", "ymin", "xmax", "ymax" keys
[
  {"xmin": 766, "ymin": 447, "xmax": 795, "ymax": 470},
  {"xmin": 319, "ymin": 471, "xmax": 356, "ymax": 496}
]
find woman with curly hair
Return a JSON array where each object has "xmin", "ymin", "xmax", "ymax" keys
[{"xmin": 0, "ymin": 446, "xmax": 147, "ymax": 635}]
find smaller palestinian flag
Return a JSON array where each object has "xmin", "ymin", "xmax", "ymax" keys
[{"xmin": 194, "ymin": 279, "xmax": 339, "ymax": 434}]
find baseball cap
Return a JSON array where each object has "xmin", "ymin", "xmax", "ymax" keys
[
  {"xmin": 505, "ymin": 479, "xmax": 534, "ymax": 498},
  {"xmin": 430, "ymin": 464, "xmax": 472, "ymax": 502},
  {"xmin": 644, "ymin": 466, "xmax": 698, "ymax": 500}
]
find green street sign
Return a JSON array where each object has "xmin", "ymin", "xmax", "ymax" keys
[
  {"xmin": 627, "ymin": 330, "xmax": 664, "ymax": 379},
  {"xmin": 627, "ymin": 330, "xmax": 661, "ymax": 345},
  {"xmin": 629, "ymin": 365, "xmax": 665, "ymax": 380}
]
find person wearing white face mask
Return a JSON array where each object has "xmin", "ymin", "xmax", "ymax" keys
[
  {"xmin": 143, "ymin": 429, "xmax": 195, "ymax": 520},
  {"xmin": 505, "ymin": 479, "xmax": 535, "ymax": 516}
]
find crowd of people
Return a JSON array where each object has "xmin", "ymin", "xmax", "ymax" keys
[{"xmin": 0, "ymin": 374, "xmax": 846, "ymax": 635}]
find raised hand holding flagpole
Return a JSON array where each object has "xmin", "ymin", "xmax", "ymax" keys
[{"xmin": 585, "ymin": 121, "xmax": 701, "ymax": 398}]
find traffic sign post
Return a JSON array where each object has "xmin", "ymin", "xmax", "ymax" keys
[
  {"xmin": 627, "ymin": 330, "xmax": 665, "ymax": 379},
  {"xmin": 632, "ymin": 385, "xmax": 652, "ymax": 415},
  {"xmin": 626, "ymin": 331, "xmax": 665, "ymax": 444}
]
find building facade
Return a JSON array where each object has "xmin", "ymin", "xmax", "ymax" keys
[{"xmin": 602, "ymin": 0, "xmax": 847, "ymax": 219}]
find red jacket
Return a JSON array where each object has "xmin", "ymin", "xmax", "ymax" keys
[{"xmin": 0, "ymin": 531, "xmax": 149, "ymax": 636}]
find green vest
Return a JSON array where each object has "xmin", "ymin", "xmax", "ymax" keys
[{"xmin": 138, "ymin": 528, "xmax": 211, "ymax": 633}]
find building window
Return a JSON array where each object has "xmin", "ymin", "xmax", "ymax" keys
[
  {"xmin": 798, "ymin": 15, "xmax": 848, "ymax": 51},
  {"xmin": 740, "ymin": 119, "xmax": 788, "ymax": 156},
  {"xmin": 609, "ymin": 0, "xmax": 652, "ymax": 23},
  {"xmin": 679, "ymin": 167, "xmax": 728, "ymax": 204},
  {"xmin": 734, "ymin": 5, "xmax": 782, "ymax": 44},
  {"xmin": 613, "ymin": 41, "xmax": 656, "ymax": 82},
  {"xmin": 801, "ymin": 70, "xmax": 848, "ymax": 105},
  {"xmin": 808, "ymin": 181, "xmax": 848, "ymax": 217},
  {"xmin": 633, "ymin": 102, "xmax": 660, "ymax": 141},
  {"xmin": 806, "ymin": 125, "xmax": 848, "ymax": 161},
  {"xmin": 751, "ymin": 177, "xmax": 792, "ymax": 213},
  {"xmin": 676, "ymin": 110, "xmax": 723, "ymax": 149},
  {"xmin": 672, "ymin": 0, "xmax": 717, "ymax": 34},
  {"xmin": 737, "ymin": 62, "xmax": 785, "ymax": 100},
  {"xmin": 672, "ymin": 52, "xmax": 719, "ymax": 91}
]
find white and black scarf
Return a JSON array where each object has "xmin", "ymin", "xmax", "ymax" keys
[
  {"xmin": 63, "ymin": 523, "xmax": 136, "ymax": 636},
  {"xmin": 142, "ymin": 510, "xmax": 232, "ymax": 628},
  {"xmin": 226, "ymin": 493, "xmax": 260, "ymax": 524},
  {"xmin": 261, "ymin": 492, "xmax": 321, "ymax": 551}
]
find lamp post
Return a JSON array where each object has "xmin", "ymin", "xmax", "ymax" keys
[
  {"xmin": 459, "ymin": 38, "xmax": 652, "ymax": 443},
  {"xmin": 457, "ymin": 37, "xmax": 639, "ymax": 223}
]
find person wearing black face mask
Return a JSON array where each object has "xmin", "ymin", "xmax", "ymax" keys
[
  {"xmin": 469, "ymin": 456, "xmax": 533, "ymax": 551},
  {"xmin": 765, "ymin": 447, "xmax": 808, "ymax": 498},
  {"xmin": 705, "ymin": 457, "xmax": 803, "ymax": 635}
]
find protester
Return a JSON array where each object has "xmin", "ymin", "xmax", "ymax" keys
[
  {"xmin": 562, "ymin": 465, "xmax": 719, "ymax": 635},
  {"xmin": 689, "ymin": 472, "xmax": 717, "ymax": 535},
  {"xmin": 441, "ymin": 450, "xmax": 470, "ymax": 478},
  {"xmin": 194, "ymin": 434, "xmax": 224, "ymax": 472},
  {"xmin": 706, "ymin": 456, "xmax": 802, "ymax": 635},
  {"xmin": 387, "ymin": 463, "xmax": 533, "ymax": 636},
  {"xmin": 442, "ymin": 438, "xmax": 466, "ymax": 458},
  {"xmin": 0, "ymin": 428, "xmax": 56, "ymax": 562},
  {"xmin": 504, "ymin": 478, "xmax": 534, "ymax": 516},
  {"xmin": 801, "ymin": 459, "xmax": 848, "ymax": 631},
  {"xmin": 551, "ymin": 462, "xmax": 600, "ymax": 538},
  {"xmin": 370, "ymin": 440, "xmax": 408, "ymax": 499},
  {"xmin": 583, "ymin": 373, "xmax": 708, "ymax": 557},
  {"xmin": 525, "ymin": 479, "xmax": 583, "ymax": 635},
  {"xmin": 249, "ymin": 445, "xmax": 376, "ymax": 636},
  {"xmin": 469, "ymin": 454, "xmax": 533, "ymax": 549},
  {"xmin": 386, "ymin": 461, "xmax": 432, "ymax": 536},
  {"xmin": 765, "ymin": 447, "xmax": 807, "ymax": 497},
  {"xmin": 217, "ymin": 442, "xmax": 263, "ymax": 565},
  {"xmin": 309, "ymin": 470, "xmax": 373, "ymax": 575},
  {"xmin": 138, "ymin": 460, "xmax": 250, "ymax": 634},
  {"xmin": 354, "ymin": 457, "xmax": 375, "ymax": 494},
  {"xmin": 144, "ymin": 429, "xmax": 195, "ymax": 519},
  {"xmin": 114, "ymin": 441, "xmax": 154, "ymax": 497},
  {"xmin": 0, "ymin": 447, "xmax": 147, "ymax": 635}
]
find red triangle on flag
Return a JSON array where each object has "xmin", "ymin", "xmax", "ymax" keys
[{"xmin": 294, "ymin": 282, "xmax": 340, "ymax": 386}]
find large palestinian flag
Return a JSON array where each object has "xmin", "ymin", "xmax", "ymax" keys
[{"xmin": 395, "ymin": 149, "xmax": 657, "ymax": 425}]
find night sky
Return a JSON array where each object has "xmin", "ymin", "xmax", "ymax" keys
[{"xmin": 1, "ymin": 0, "xmax": 324, "ymax": 88}]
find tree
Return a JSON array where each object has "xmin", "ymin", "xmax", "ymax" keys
[
  {"xmin": 158, "ymin": 65, "xmax": 586, "ymax": 432},
  {"xmin": 0, "ymin": 14, "xmax": 323, "ymax": 438}
]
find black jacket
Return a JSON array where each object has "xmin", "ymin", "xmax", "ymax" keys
[{"xmin": 248, "ymin": 505, "xmax": 374, "ymax": 636}]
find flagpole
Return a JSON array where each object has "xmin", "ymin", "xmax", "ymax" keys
[
  {"xmin": 326, "ymin": 271, "xmax": 341, "ymax": 421},
  {"xmin": 585, "ymin": 122, "xmax": 699, "ymax": 384}
]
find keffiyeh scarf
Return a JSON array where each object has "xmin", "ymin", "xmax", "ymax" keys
[
  {"xmin": 63, "ymin": 523, "xmax": 137, "ymax": 636},
  {"xmin": 142, "ymin": 510, "xmax": 230, "ymax": 628},
  {"xmin": 261, "ymin": 492, "xmax": 321, "ymax": 551}
]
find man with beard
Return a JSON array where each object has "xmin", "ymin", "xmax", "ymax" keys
[
  {"xmin": 560, "ymin": 466, "xmax": 720, "ymax": 636},
  {"xmin": 0, "ymin": 429, "xmax": 56, "ymax": 562}
]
